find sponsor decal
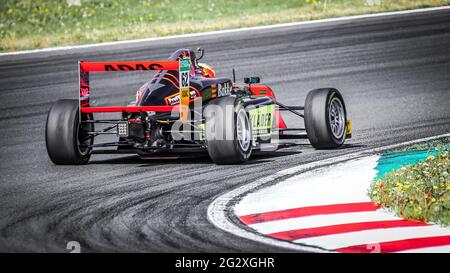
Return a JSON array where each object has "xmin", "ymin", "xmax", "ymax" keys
[
  {"xmin": 217, "ymin": 81, "xmax": 232, "ymax": 97},
  {"xmin": 179, "ymin": 58, "xmax": 190, "ymax": 70},
  {"xmin": 165, "ymin": 90, "xmax": 197, "ymax": 106},
  {"xmin": 249, "ymin": 104, "xmax": 275, "ymax": 137},
  {"xmin": 104, "ymin": 63, "xmax": 164, "ymax": 71},
  {"xmin": 179, "ymin": 57, "xmax": 191, "ymax": 122}
]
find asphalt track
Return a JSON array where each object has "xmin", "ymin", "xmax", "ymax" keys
[{"xmin": 0, "ymin": 8, "xmax": 449, "ymax": 252}]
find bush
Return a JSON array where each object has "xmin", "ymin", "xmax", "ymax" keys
[{"xmin": 369, "ymin": 149, "xmax": 450, "ymax": 226}]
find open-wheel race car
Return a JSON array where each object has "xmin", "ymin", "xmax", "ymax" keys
[{"xmin": 45, "ymin": 48, "xmax": 352, "ymax": 165}]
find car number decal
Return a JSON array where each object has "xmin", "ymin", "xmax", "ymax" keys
[{"xmin": 179, "ymin": 57, "xmax": 191, "ymax": 122}]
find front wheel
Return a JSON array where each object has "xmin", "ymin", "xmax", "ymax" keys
[
  {"xmin": 205, "ymin": 96, "xmax": 252, "ymax": 164},
  {"xmin": 45, "ymin": 99, "xmax": 94, "ymax": 164},
  {"xmin": 304, "ymin": 88, "xmax": 347, "ymax": 149}
]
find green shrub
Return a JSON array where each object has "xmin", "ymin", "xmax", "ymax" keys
[{"xmin": 369, "ymin": 150, "xmax": 450, "ymax": 226}]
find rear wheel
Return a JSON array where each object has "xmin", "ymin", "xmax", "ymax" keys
[
  {"xmin": 304, "ymin": 88, "xmax": 347, "ymax": 149},
  {"xmin": 205, "ymin": 96, "xmax": 252, "ymax": 164},
  {"xmin": 46, "ymin": 99, "xmax": 94, "ymax": 164}
]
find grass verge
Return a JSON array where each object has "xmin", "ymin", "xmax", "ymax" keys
[
  {"xmin": 389, "ymin": 137, "xmax": 450, "ymax": 153},
  {"xmin": 369, "ymin": 144, "xmax": 450, "ymax": 226},
  {"xmin": 1, "ymin": 0, "xmax": 450, "ymax": 52}
]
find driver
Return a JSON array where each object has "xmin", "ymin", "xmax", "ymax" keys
[
  {"xmin": 135, "ymin": 49, "xmax": 216, "ymax": 105},
  {"xmin": 135, "ymin": 49, "xmax": 216, "ymax": 103},
  {"xmin": 168, "ymin": 48, "xmax": 216, "ymax": 78}
]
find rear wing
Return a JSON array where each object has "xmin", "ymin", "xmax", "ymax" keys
[{"xmin": 78, "ymin": 58, "xmax": 191, "ymax": 122}]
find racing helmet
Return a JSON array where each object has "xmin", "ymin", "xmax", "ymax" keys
[
  {"xmin": 198, "ymin": 63, "xmax": 216, "ymax": 78},
  {"xmin": 169, "ymin": 49, "xmax": 198, "ymax": 68}
]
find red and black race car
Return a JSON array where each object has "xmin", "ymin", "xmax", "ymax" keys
[{"xmin": 45, "ymin": 48, "xmax": 352, "ymax": 165}]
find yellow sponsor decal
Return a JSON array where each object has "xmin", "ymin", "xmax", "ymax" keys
[
  {"xmin": 180, "ymin": 88, "xmax": 190, "ymax": 122},
  {"xmin": 249, "ymin": 104, "xmax": 275, "ymax": 137}
]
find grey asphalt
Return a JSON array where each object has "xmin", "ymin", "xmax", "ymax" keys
[{"xmin": 0, "ymin": 9, "xmax": 449, "ymax": 252}]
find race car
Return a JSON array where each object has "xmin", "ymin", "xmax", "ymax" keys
[{"xmin": 45, "ymin": 48, "xmax": 352, "ymax": 165}]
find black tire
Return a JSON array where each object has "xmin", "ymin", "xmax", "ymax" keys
[
  {"xmin": 304, "ymin": 88, "xmax": 347, "ymax": 149},
  {"xmin": 45, "ymin": 99, "xmax": 94, "ymax": 164},
  {"xmin": 205, "ymin": 96, "xmax": 252, "ymax": 164}
]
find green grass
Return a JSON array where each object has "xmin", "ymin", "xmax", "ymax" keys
[
  {"xmin": 1, "ymin": 0, "xmax": 449, "ymax": 52},
  {"xmin": 389, "ymin": 137, "xmax": 450, "ymax": 153},
  {"xmin": 369, "ymin": 147, "xmax": 450, "ymax": 226}
]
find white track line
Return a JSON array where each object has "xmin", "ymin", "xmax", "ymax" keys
[
  {"xmin": 248, "ymin": 210, "xmax": 400, "ymax": 235},
  {"xmin": 1, "ymin": 6, "xmax": 449, "ymax": 57},
  {"xmin": 235, "ymin": 155, "xmax": 379, "ymax": 216},
  {"xmin": 397, "ymin": 245, "xmax": 450, "ymax": 253},
  {"xmin": 294, "ymin": 226, "xmax": 450, "ymax": 250},
  {"xmin": 207, "ymin": 133, "xmax": 450, "ymax": 252}
]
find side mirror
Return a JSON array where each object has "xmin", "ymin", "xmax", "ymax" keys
[{"xmin": 244, "ymin": 77, "xmax": 260, "ymax": 84}]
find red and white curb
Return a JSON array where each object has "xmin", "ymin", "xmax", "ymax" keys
[
  {"xmin": 208, "ymin": 133, "xmax": 450, "ymax": 253},
  {"xmin": 236, "ymin": 156, "xmax": 450, "ymax": 253}
]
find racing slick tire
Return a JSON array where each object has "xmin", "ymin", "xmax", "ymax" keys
[
  {"xmin": 304, "ymin": 88, "xmax": 347, "ymax": 149},
  {"xmin": 45, "ymin": 99, "xmax": 94, "ymax": 164},
  {"xmin": 205, "ymin": 96, "xmax": 252, "ymax": 164}
]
